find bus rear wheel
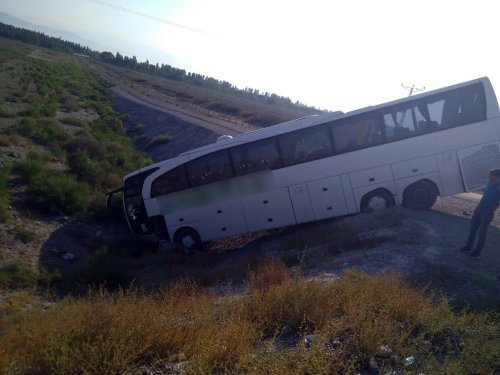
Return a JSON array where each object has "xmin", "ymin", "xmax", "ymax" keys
[
  {"xmin": 174, "ymin": 227, "xmax": 202, "ymax": 253},
  {"xmin": 403, "ymin": 180, "xmax": 438, "ymax": 210},
  {"xmin": 361, "ymin": 189, "xmax": 395, "ymax": 213}
]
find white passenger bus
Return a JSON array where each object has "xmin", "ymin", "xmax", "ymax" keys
[{"xmin": 109, "ymin": 77, "xmax": 500, "ymax": 250}]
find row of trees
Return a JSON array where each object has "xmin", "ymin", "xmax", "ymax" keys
[
  {"xmin": 0, "ymin": 22, "xmax": 320, "ymax": 112},
  {"xmin": 0, "ymin": 22, "xmax": 98, "ymax": 58},
  {"xmin": 99, "ymin": 50, "xmax": 307, "ymax": 108}
]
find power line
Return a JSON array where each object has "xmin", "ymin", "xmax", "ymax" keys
[{"xmin": 86, "ymin": 0, "xmax": 218, "ymax": 37}]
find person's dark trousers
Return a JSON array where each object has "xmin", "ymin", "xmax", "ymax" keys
[{"xmin": 465, "ymin": 209, "xmax": 494, "ymax": 255}]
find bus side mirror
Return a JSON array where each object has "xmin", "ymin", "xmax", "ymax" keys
[{"xmin": 105, "ymin": 187, "xmax": 124, "ymax": 209}]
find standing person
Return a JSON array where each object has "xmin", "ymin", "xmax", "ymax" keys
[{"xmin": 460, "ymin": 168, "xmax": 500, "ymax": 258}]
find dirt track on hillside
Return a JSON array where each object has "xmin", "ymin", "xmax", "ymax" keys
[{"xmin": 87, "ymin": 60, "xmax": 258, "ymax": 136}]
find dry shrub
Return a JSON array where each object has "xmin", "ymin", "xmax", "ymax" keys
[
  {"xmin": 245, "ymin": 258, "xmax": 289, "ymax": 292},
  {"xmin": 101, "ymin": 172, "xmax": 122, "ymax": 189},
  {"xmin": 0, "ymin": 266, "xmax": 497, "ymax": 374},
  {"xmin": 0, "ymin": 281, "xmax": 258, "ymax": 374}
]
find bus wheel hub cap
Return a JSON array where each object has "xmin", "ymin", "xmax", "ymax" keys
[
  {"xmin": 369, "ymin": 196, "xmax": 386, "ymax": 211},
  {"xmin": 182, "ymin": 236, "xmax": 195, "ymax": 248}
]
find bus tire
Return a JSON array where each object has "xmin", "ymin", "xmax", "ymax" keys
[
  {"xmin": 361, "ymin": 188, "xmax": 395, "ymax": 213},
  {"xmin": 174, "ymin": 227, "xmax": 202, "ymax": 253},
  {"xmin": 403, "ymin": 180, "xmax": 438, "ymax": 210}
]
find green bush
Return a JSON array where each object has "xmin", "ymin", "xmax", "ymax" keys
[
  {"xmin": 18, "ymin": 116, "xmax": 37, "ymax": 136},
  {"xmin": 16, "ymin": 152, "xmax": 48, "ymax": 183},
  {"xmin": 36, "ymin": 119, "xmax": 66, "ymax": 144},
  {"xmin": 64, "ymin": 136, "xmax": 105, "ymax": 160},
  {"xmin": 145, "ymin": 135, "xmax": 171, "ymax": 150},
  {"xmin": 67, "ymin": 149, "xmax": 103, "ymax": 186},
  {"xmin": 17, "ymin": 117, "xmax": 66, "ymax": 144},
  {"xmin": 18, "ymin": 105, "xmax": 42, "ymax": 118},
  {"xmin": 14, "ymin": 227, "xmax": 36, "ymax": 243},
  {"xmin": 29, "ymin": 173, "xmax": 91, "ymax": 214},
  {"xmin": 40, "ymin": 101, "xmax": 57, "ymax": 117},
  {"xmin": 118, "ymin": 113, "xmax": 130, "ymax": 121},
  {"xmin": 0, "ymin": 260, "xmax": 39, "ymax": 289},
  {"xmin": 22, "ymin": 93, "xmax": 38, "ymax": 104},
  {"xmin": 131, "ymin": 123, "xmax": 145, "ymax": 132}
]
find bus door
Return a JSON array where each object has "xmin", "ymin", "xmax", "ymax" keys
[
  {"xmin": 122, "ymin": 168, "xmax": 159, "ymax": 235},
  {"xmin": 288, "ymin": 183, "xmax": 315, "ymax": 223}
]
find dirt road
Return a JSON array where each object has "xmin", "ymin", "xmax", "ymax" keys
[{"xmin": 88, "ymin": 60, "xmax": 259, "ymax": 136}]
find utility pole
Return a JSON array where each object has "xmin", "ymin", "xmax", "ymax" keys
[{"xmin": 401, "ymin": 83, "xmax": 426, "ymax": 96}]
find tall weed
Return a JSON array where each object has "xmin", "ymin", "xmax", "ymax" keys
[
  {"xmin": 0, "ymin": 259, "xmax": 39, "ymax": 289},
  {"xmin": 0, "ymin": 267, "xmax": 497, "ymax": 374},
  {"xmin": 15, "ymin": 152, "xmax": 48, "ymax": 184}
]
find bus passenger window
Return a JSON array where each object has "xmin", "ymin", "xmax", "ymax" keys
[
  {"xmin": 331, "ymin": 114, "xmax": 382, "ymax": 153},
  {"xmin": 422, "ymin": 98, "xmax": 445, "ymax": 129},
  {"xmin": 383, "ymin": 106, "xmax": 416, "ymax": 140},
  {"xmin": 278, "ymin": 126, "xmax": 332, "ymax": 166},
  {"xmin": 151, "ymin": 166, "xmax": 188, "ymax": 197},
  {"xmin": 440, "ymin": 83, "xmax": 486, "ymax": 128},
  {"xmin": 231, "ymin": 139, "xmax": 281, "ymax": 176},
  {"xmin": 186, "ymin": 150, "xmax": 233, "ymax": 187}
]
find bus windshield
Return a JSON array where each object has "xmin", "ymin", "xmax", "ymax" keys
[{"xmin": 122, "ymin": 168, "xmax": 158, "ymax": 235}]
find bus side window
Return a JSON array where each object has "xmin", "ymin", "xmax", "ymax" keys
[
  {"xmin": 443, "ymin": 83, "xmax": 486, "ymax": 127},
  {"xmin": 151, "ymin": 166, "xmax": 188, "ymax": 197},
  {"xmin": 278, "ymin": 125, "xmax": 332, "ymax": 166},
  {"xmin": 186, "ymin": 150, "xmax": 233, "ymax": 187},
  {"xmin": 413, "ymin": 101, "xmax": 436, "ymax": 133},
  {"xmin": 231, "ymin": 139, "xmax": 281, "ymax": 176},
  {"xmin": 331, "ymin": 114, "xmax": 382, "ymax": 153},
  {"xmin": 382, "ymin": 105, "xmax": 416, "ymax": 141},
  {"xmin": 425, "ymin": 98, "xmax": 445, "ymax": 128}
]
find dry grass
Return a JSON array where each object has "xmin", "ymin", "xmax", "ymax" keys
[{"xmin": 0, "ymin": 263, "xmax": 498, "ymax": 374}]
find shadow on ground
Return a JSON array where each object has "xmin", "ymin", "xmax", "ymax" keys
[{"xmin": 37, "ymin": 202, "xmax": 500, "ymax": 311}]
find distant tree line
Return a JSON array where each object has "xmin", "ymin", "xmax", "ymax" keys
[
  {"xmin": 0, "ymin": 22, "xmax": 98, "ymax": 58},
  {"xmin": 0, "ymin": 22, "xmax": 322, "ymax": 113}
]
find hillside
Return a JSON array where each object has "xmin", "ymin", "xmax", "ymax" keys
[
  {"xmin": 0, "ymin": 37, "xmax": 499, "ymax": 374},
  {"xmin": 90, "ymin": 59, "xmax": 324, "ymax": 129}
]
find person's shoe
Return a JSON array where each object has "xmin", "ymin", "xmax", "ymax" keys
[
  {"xmin": 470, "ymin": 251, "xmax": 481, "ymax": 258},
  {"xmin": 460, "ymin": 246, "xmax": 471, "ymax": 252}
]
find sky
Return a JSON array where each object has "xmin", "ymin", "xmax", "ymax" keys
[{"xmin": 1, "ymin": 0, "xmax": 499, "ymax": 113}]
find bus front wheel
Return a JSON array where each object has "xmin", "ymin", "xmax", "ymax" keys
[
  {"xmin": 174, "ymin": 227, "xmax": 202, "ymax": 253},
  {"xmin": 361, "ymin": 189, "xmax": 395, "ymax": 213},
  {"xmin": 403, "ymin": 180, "xmax": 438, "ymax": 210}
]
